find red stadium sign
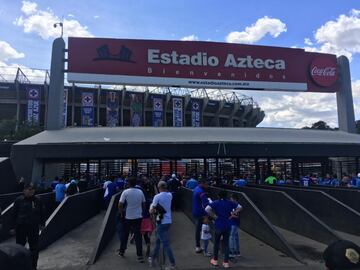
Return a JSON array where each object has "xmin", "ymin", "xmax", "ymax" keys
[{"xmin": 67, "ymin": 37, "xmax": 339, "ymax": 92}]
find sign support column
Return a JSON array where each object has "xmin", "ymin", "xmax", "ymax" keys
[
  {"xmin": 337, "ymin": 56, "xmax": 356, "ymax": 133},
  {"xmin": 46, "ymin": 38, "xmax": 65, "ymax": 130}
]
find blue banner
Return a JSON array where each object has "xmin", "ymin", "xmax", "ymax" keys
[
  {"xmin": 152, "ymin": 97, "xmax": 163, "ymax": 127},
  {"xmin": 173, "ymin": 98, "xmax": 183, "ymax": 127},
  {"xmin": 191, "ymin": 100, "xmax": 201, "ymax": 127},
  {"xmin": 81, "ymin": 92, "xmax": 94, "ymax": 127},
  {"xmin": 106, "ymin": 91, "xmax": 119, "ymax": 127},
  {"xmin": 26, "ymin": 86, "xmax": 40, "ymax": 126}
]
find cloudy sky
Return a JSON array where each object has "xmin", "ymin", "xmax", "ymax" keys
[{"xmin": 1, "ymin": 0, "xmax": 360, "ymax": 128}]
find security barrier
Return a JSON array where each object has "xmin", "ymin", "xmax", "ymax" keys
[
  {"xmin": 0, "ymin": 191, "xmax": 55, "ymax": 241},
  {"xmin": 39, "ymin": 188, "xmax": 103, "ymax": 250},
  {"xmin": 88, "ymin": 191, "xmax": 122, "ymax": 264},
  {"xmin": 228, "ymin": 186, "xmax": 341, "ymax": 245},
  {"xmin": 244, "ymin": 185, "xmax": 360, "ymax": 235}
]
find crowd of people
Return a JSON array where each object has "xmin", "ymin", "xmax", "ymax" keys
[{"xmin": 2, "ymin": 171, "xmax": 360, "ymax": 270}]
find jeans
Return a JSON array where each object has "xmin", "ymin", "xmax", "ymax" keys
[
  {"xmin": 229, "ymin": 225, "xmax": 240, "ymax": 254},
  {"xmin": 16, "ymin": 224, "xmax": 39, "ymax": 269},
  {"xmin": 152, "ymin": 223, "xmax": 175, "ymax": 265},
  {"xmin": 213, "ymin": 229, "xmax": 230, "ymax": 263},
  {"xmin": 202, "ymin": 239, "xmax": 209, "ymax": 253},
  {"xmin": 120, "ymin": 218, "xmax": 143, "ymax": 257},
  {"xmin": 195, "ymin": 217, "xmax": 203, "ymax": 247}
]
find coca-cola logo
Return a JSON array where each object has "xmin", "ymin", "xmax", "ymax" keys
[{"xmin": 310, "ymin": 57, "xmax": 338, "ymax": 87}]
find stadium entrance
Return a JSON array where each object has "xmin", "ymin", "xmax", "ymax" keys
[{"xmin": 10, "ymin": 37, "xmax": 360, "ymax": 182}]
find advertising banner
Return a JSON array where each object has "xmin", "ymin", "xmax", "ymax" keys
[
  {"xmin": 106, "ymin": 91, "xmax": 119, "ymax": 127},
  {"xmin": 26, "ymin": 86, "xmax": 40, "ymax": 125},
  {"xmin": 81, "ymin": 92, "xmax": 94, "ymax": 127},
  {"xmin": 173, "ymin": 98, "xmax": 183, "ymax": 127},
  {"xmin": 130, "ymin": 93, "xmax": 143, "ymax": 127},
  {"xmin": 68, "ymin": 37, "xmax": 339, "ymax": 93},
  {"xmin": 191, "ymin": 100, "xmax": 201, "ymax": 127},
  {"xmin": 63, "ymin": 89, "xmax": 68, "ymax": 128},
  {"xmin": 152, "ymin": 97, "xmax": 163, "ymax": 127}
]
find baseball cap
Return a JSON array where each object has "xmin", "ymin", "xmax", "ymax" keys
[
  {"xmin": 171, "ymin": 174, "xmax": 176, "ymax": 178},
  {"xmin": 357, "ymin": 173, "xmax": 360, "ymax": 178},
  {"xmin": 323, "ymin": 240, "xmax": 360, "ymax": 270}
]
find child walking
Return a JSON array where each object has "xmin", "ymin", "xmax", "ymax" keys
[
  {"xmin": 201, "ymin": 216, "xmax": 212, "ymax": 257},
  {"xmin": 229, "ymin": 194, "xmax": 241, "ymax": 257},
  {"xmin": 141, "ymin": 197, "xmax": 155, "ymax": 258}
]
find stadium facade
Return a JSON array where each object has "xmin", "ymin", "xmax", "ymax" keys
[{"xmin": 0, "ymin": 67, "xmax": 264, "ymax": 128}]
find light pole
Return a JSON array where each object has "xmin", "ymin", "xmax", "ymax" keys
[{"xmin": 53, "ymin": 22, "xmax": 63, "ymax": 38}]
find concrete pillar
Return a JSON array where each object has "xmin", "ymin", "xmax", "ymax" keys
[
  {"xmin": 97, "ymin": 85, "xmax": 101, "ymax": 126},
  {"xmin": 46, "ymin": 38, "xmax": 65, "ymax": 130},
  {"xmin": 121, "ymin": 88, "xmax": 126, "ymax": 126},
  {"xmin": 337, "ymin": 56, "xmax": 356, "ymax": 133},
  {"xmin": 201, "ymin": 97, "xmax": 209, "ymax": 126},
  {"xmin": 71, "ymin": 83, "xmax": 75, "ymax": 126}
]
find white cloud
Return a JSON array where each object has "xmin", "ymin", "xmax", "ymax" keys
[
  {"xmin": 68, "ymin": 14, "xmax": 74, "ymax": 18},
  {"xmin": 304, "ymin": 38, "xmax": 313, "ymax": 46},
  {"xmin": 304, "ymin": 9, "xmax": 360, "ymax": 60},
  {"xmin": 226, "ymin": 16, "xmax": 287, "ymax": 44},
  {"xmin": 15, "ymin": 1, "xmax": 92, "ymax": 39},
  {"xmin": 0, "ymin": 41, "xmax": 25, "ymax": 61},
  {"xmin": 253, "ymin": 79, "xmax": 360, "ymax": 128},
  {"xmin": 181, "ymin": 34, "xmax": 199, "ymax": 41},
  {"xmin": 93, "ymin": 15, "xmax": 100, "ymax": 19},
  {"xmin": 21, "ymin": 1, "xmax": 37, "ymax": 15}
]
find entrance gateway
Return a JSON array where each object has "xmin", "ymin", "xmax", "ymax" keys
[
  {"xmin": 11, "ymin": 37, "xmax": 360, "ymax": 183},
  {"xmin": 47, "ymin": 37, "xmax": 355, "ymax": 132}
]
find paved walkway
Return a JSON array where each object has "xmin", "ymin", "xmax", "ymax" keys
[{"xmin": 89, "ymin": 211, "xmax": 323, "ymax": 270}]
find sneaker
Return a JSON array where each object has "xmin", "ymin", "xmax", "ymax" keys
[
  {"xmin": 137, "ymin": 256, "xmax": 145, "ymax": 263},
  {"xmin": 148, "ymin": 257, "xmax": 154, "ymax": 267},
  {"xmin": 210, "ymin": 258, "xmax": 219, "ymax": 267},
  {"xmin": 222, "ymin": 262, "xmax": 230, "ymax": 268},
  {"xmin": 204, "ymin": 252, "xmax": 212, "ymax": 257},
  {"xmin": 118, "ymin": 251, "xmax": 125, "ymax": 257},
  {"xmin": 229, "ymin": 253, "xmax": 235, "ymax": 258},
  {"xmin": 195, "ymin": 247, "xmax": 203, "ymax": 254}
]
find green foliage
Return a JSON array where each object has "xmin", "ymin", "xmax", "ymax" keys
[
  {"xmin": 0, "ymin": 118, "xmax": 43, "ymax": 141},
  {"xmin": 302, "ymin": 120, "xmax": 334, "ymax": 130}
]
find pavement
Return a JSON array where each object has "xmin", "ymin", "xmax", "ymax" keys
[
  {"xmin": 32, "ymin": 210, "xmax": 328, "ymax": 270},
  {"xmin": 37, "ymin": 212, "xmax": 105, "ymax": 270},
  {"xmin": 88, "ymin": 211, "xmax": 323, "ymax": 270}
]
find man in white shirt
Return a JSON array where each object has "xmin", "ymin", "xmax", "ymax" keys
[
  {"xmin": 149, "ymin": 181, "xmax": 176, "ymax": 269},
  {"xmin": 118, "ymin": 176, "xmax": 146, "ymax": 262}
]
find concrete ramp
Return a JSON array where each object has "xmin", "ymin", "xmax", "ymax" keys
[{"xmin": 37, "ymin": 212, "xmax": 105, "ymax": 270}]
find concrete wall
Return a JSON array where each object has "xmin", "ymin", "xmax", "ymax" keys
[{"xmin": 39, "ymin": 188, "xmax": 103, "ymax": 250}]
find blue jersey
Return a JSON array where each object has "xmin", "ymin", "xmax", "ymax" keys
[
  {"xmin": 186, "ymin": 179, "xmax": 198, "ymax": 189},
  {"xmin": 55, "ymin": 183, "xmax": 66, "ymax": 202},
  {"xmin": 192, "ymin": 186, "xmax": 208, "ymax": 217},
  {"xmin": 209, "ymin": 199, "xmax": 239, "ymax": 231}
]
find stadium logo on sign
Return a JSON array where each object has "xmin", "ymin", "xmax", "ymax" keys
[
  {"xmin": 310, "ymin": 57, "xmax": 337, "ymax": 87},
  {"xmin": 94, "ymin": 44, "xmax": 136, "ymax": 63}
]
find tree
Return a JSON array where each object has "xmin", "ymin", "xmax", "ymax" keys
[
  {"xmin": 0, "ymin": 118, "xmax": 43, "ymax": 141},
  {"xmin": 302, "ymin": 120, "xmax": 333, "ymax": 130}
]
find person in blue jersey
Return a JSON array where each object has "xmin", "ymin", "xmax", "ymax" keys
[
  {"xmin": 104, "ymin": 178, "xmax": 117, "ymax": 208},
  {"xmin": 54, "ymin": 178, "xmax": 66, "ymax": 205},
  {"xmin": 192, "ymin": 179, "xmax": 210, "ymax": 253},
  {"xmin": 186, "ymin": 175, "xmax": 199, "ymax": 190},
  {"xmin": 205, "ymin": 190, "xmax": 242, "ymax": 268},
  {"xmin": 233, "ymin": 175, "xmax": 247, "ymax": 187},
  {"xmin": 115, "ymin": 175, "xmax": 126, "ymax": 191}
]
